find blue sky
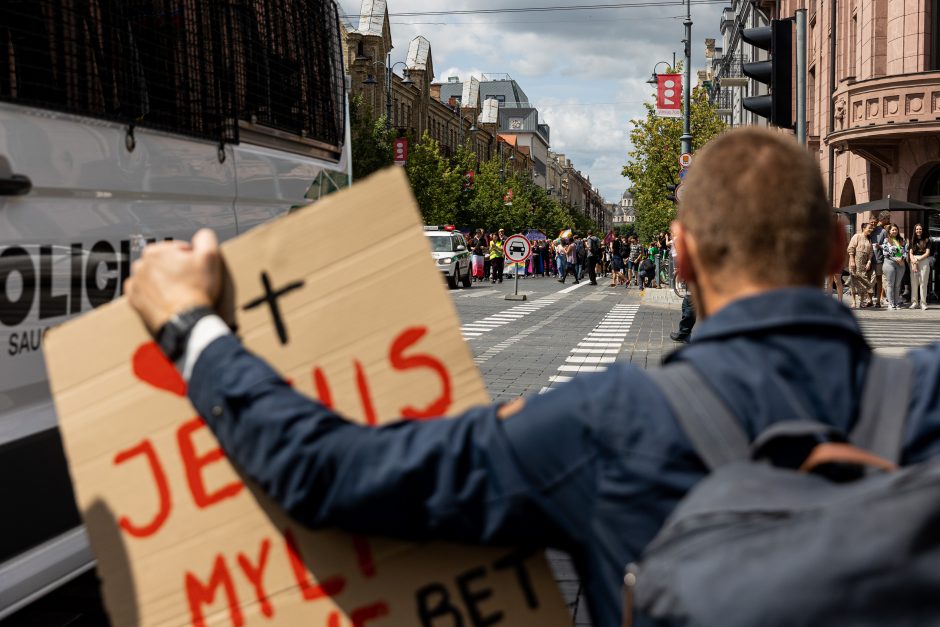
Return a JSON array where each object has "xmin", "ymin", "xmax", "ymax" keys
[{"xmin": 338, "ymin": 0, "xmax": 726, "ymax": 203}]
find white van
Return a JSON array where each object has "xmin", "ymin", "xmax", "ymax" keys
[{"xmin": 0, "ymin": 0, "xmax": 350, "ymax": 618}]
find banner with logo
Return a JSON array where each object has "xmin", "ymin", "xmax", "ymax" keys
[
  {"xmin": 393, "ymin": 138, "xmax": 408, "ymax": 166},
  {"xmin": 655, "ymin": 74, "xmax": 682, "ymax": 118}
]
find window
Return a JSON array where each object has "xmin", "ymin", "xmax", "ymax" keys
[
  {"xmin": 0, "ymin": 0, "xmax": 344, "ymax": 157},
  {"xmin": 0, "ymin": 0, "xmax": 346, "ymax": 158}
]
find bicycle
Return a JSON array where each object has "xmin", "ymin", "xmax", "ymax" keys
[{"xmin": 659, "ymin": 256, "xmax": 689, "ymax": 299}]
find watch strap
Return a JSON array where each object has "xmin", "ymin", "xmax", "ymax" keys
[{"xmin": 155, "ymin": 306, "xmax": 214, "ymax": 362}]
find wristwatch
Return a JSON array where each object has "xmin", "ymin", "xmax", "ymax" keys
[{"xmin": 155, "ymin": 306, "xmax": 213, "ymax": 362}]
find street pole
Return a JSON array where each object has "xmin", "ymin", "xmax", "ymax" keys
[
  {"xmin": 795, "ymin": 10, "xmax": 807, "ymax": 146},
  {"xmin": 680, "ymin": 0, "xmax": 693, "ymax": 155},
  {"xmin": 385, "ymin": 53, "xmax": 392, "ymax": 131}
]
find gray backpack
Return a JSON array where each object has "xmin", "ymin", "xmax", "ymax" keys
[{"xmin": 632, "ymin": 356, "xmax": 939, "ymax": 627}]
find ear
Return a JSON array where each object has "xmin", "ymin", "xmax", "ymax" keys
[
  {"xmin": 827, "ymin": 215, "xmax": 849, "ymax": 277},
  {"xmin": 671, "ymin": 220, "xmax": 697, "ymax": 284}
]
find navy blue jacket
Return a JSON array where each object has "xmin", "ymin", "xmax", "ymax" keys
[{"xmin": 189, "ymin": 288, "xmax": 940, "ymax": 626}]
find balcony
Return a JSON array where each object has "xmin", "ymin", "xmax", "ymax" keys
[
  {"xmin": 829, "ymin": 71, "xmax": 940, "ymax": 171},
  {"xmin": 718, "ymin": 56, "xmax": 747, "ymax": 88},
  {"xmin": 716, "ymin": 89, "xmax": 734, "ymax": 115}
]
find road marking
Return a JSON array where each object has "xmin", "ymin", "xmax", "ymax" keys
[
  {"xmin": 558, "ymin": 282, "xmax": 590, "ymax": 294},
  {"xmin": 540, "ymin": 304, "xmax": 640, "ymax": 394}
]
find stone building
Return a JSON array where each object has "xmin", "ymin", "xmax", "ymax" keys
[
  {"xmin": 715, "ymin": 0, "xmax": 940, "ymax": 240},
  {"xmin": 436, "ymin": 75, "xmax": 552, "ymax": 189},
  {"xmin": 341, "ymin": 0, "xmax": 517, "ymax": 166}
]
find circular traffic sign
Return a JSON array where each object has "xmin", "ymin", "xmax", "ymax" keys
[
  {"xmin": 503, "ymin": 234, "xmax": 531, "ymax": 263},
  {"xmin": 679, "ymin": 153, "xmax": 693, "ymax": 168},
  {"xmin": 675, "ymin": 183, "xmax": 686, "ymax": 202}
]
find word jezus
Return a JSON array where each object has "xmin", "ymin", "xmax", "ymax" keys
[{"xmin": 120, "ymin": 328, "xmax": 540, "ymax": 626}]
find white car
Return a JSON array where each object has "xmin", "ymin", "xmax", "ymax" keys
[{"xmin": 424, "ymin": 226, "xmax": 472, "ymax": 289}]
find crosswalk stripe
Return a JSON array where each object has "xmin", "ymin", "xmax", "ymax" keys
[{"xmin": 557, "ymin": 365, "xmax": 608, "ymax": 373}]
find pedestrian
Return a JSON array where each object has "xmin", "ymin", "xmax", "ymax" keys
[
  {"xmin": 489, "ymin": 229, "xmax": 505, "ymax": 283},
  {"xmin": 131, "ymin": 127, "xmax": 940, "ymax": 627},
  {"xmin": 555, "ymin": 238, "xmax": 567, "ymax": 279},
  {"xmin": 847, "ymin": 222, "xmax": 874, "ymax": 309},
  {"xmin": 868, "ymin": 211, "xmax": 888, "ymax": 307},
  {"xmin": 482, "ymin": 232, "xmax": 491, "ymax": 281},
  {"xmin": 669, "ymin": 293, "xmax": 696, "ymax": 344},
  {"xmin": 881, "ymin": 223, "xmax": 907, "ymax": 310},
  {"xmin": 610, "ymin": 236, "xmax": 624, "ymax": 287},
  {"xmin": 586, "ymin": 230, "xmax": 601, "ymax": 285},
  {"xmin": 627, "ymin": 235, "xmax": 643, "ymax": 287},
  {"xmin": 574, "ymin": 234, "xmax": 586, "ymax": 282},
  {"xmin": 559, "ymin": 237, "xmax": 579, "ymax": 284},
  {"xmin": 637, "ymin": 250, "xmax": 656, "ymax": 290},
  {"xmin": 470, "ymin": 230, "xmax": 485, "ymax": 282},
  {"xmin": 909, "ymin": 223, "xmax": 932, "ymax": 310}
]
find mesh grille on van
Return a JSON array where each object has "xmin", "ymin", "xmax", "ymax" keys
[{"xmin": 0, "ymin": 0, "xmax": 345, "ymax": 154}]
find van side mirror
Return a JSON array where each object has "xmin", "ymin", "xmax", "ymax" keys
[{"xmin": 456, "ymin": 244, "xmax": 466, "ymax": 251}]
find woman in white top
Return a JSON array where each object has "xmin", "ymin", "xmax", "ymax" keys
[{"xmin": 881, "ymin": 224, "xmax": 907, "ymax": 310}]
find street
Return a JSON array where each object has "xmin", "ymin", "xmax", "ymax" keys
[
  {"xmin": 449, "ymin": 276, "xmax": 940, "ymax": 625},
  {"xmin": 7, "ymin": 277, "xmax": 940, "ymax": 627}
]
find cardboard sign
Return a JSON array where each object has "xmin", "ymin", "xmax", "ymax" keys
[{"xmin": 45, "ymin": 169, "xmax": 569, "ymax": 627}]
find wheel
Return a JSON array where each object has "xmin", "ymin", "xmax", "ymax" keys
[
  {"xmin": 673, "ymin": 277, "xmax": 689, "ymax": 299},
  {"xmin": 446, "ymin": 274, "xmax": 458, "ymax": 289},
  {"xmin": 461, "ymin": 265, "xmax": 472, "ymax": 288}
]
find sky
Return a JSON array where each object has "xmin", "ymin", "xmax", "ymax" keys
[{"xmin": 337, "ymin": 0, "xmax": 727, "ymax": 204}]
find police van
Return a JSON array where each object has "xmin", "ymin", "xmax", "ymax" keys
[
  {"xmin": 0, "ymin": 0, "xmax": 350, "ymax": 618},
  {"xmin": 424, "ymin": 226, "xmax": 472, "ymax": 289}
]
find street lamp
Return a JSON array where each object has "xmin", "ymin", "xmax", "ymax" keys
[
  {"xmin": 362, "ymin": 53, "xmax": 413, "ymax": 130},
  {"xmin": 646, "ymin": 60, "xmax": 674, "ymax": 86}
]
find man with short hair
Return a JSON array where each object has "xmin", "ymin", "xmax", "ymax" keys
[
  {"xmin": 868, "ymin": 212, "xmax": 888, "ymax": 307},
  {"xmin": 127, "ymin": 128, "xmax": 940, "ymax": 626}
]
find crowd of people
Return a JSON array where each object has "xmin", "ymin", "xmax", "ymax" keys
[
  {"xmin": 843, "ymin": 211, "xmax": 934, "ymax": 310},
  {"xmin": 464, "ymin": 228, "xmax": 677, "ymax": 289}
]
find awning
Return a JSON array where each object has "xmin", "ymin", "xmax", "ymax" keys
[{"xmin": 837, "ymin": 196, "xmax": 938, "ymax": 214}]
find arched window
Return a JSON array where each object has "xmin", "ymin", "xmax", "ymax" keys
[{"xmin": 919, "ymin": 167, "xmax": 940, "ymax": 237}]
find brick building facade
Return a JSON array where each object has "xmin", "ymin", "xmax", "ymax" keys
[{"xmin": 718, "ymin": 0, "xmax": 940, "ymax": 238}]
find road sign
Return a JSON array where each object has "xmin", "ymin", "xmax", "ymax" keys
[
  {"xmin": 678, "ymin": 167, "xmax": 688, "ymax": 180},
  {"xmin": 504, "ymin": 234, "xmax": 531, "ymax": 263},
  {"xmin": 675, "ymin": 182, "xmax": 686, "ymax": 202},
  {"xmin": 679, "ymin": 153, "xmax": 693, "ymax": 168}
]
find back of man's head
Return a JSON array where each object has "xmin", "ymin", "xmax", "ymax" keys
[{"xmin": 679, "ymin": 128, "xmax": 830, "ymax": 287}]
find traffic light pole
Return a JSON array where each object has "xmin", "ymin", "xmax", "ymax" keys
[
  {"xmin": 795, "ymin": 10, "xmax": 807, "ymax": 146},
  {"xmin": 681, "ymin": 0, "xmax": 692, "ymax": 155}
]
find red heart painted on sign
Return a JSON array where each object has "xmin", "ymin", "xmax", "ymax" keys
[{"xmin": 132, "ymin": 342, "xmax": 187, "ymax": 397}]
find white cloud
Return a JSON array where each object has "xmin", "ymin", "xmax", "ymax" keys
[{"xmin": 337, "ymin": 0, "xmax": 724, "ymax": 201}]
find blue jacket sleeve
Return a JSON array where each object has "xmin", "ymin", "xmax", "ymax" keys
[{"xmin": 187, "ymin": 334, "xmax": 598, "ymax": 547}]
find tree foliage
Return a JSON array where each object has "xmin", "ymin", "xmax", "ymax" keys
[
  {"xmin": 394, "ymin": 130, "xmax": 600, "ymax": 237},
  {"xmin": 622, "ymin": 83, "xmax": 726, "ymax": 243},
  {"xmin": 350, "ymin": 94, "xmax": 395, "ymax": 181}
]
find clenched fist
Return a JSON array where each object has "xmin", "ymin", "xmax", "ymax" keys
[{"xmin": 125, "ymin": 229, "xmax": 222, "ymax": 335}]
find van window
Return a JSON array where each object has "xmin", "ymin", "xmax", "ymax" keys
[{"xmin": 0, "ymin": 0, "xmax": 345, "ymax": 159}]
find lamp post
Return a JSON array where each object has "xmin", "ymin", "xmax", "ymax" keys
[
  {"xmin": 645, "ymin": 53, "xmax": 677, "ymax": 86},
  {"xmin": 362, "ymin": 52, "xmax": 412, "ymax": 130},
  {"xmin": 680, "ymin": 0, "xmax": 692, "ymax": 155}
]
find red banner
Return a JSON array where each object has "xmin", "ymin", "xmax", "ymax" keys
[
  {"xmin": 655, "ymin": 74, "xmax": 682, "ymax": 118},
  {"xmin": 393, "ymin": 138, "xmax": 408, "ymax": 166}
]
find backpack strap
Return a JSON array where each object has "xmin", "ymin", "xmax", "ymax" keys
[
  {"xmin": 850, "ymin": 355, "xmax": 914, "ymax": 464},
  {"xmin": 647, "ymin": 363, "xmax": 750, "ymax": 470}
]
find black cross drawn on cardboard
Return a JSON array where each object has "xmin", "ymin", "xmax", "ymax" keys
[{"xmin": 242, "ymin": 272, "xmax": 305, "ymax": 345}]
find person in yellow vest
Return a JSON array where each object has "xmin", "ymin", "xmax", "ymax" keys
[{"xmin": 489, "ymin": 228, "xmax": 505, "ymax": 283}]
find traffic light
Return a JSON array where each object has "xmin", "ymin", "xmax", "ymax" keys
[
  {"xmin": 666, "ymin": 183, "xmax": 679, "ymax": 204},
  {"xmin": 741, "ymin": 19, "xmax": 792, "ymax": 129}
]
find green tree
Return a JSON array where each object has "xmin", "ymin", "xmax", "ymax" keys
[
  {"xmin": 622, "ymin": 83, "xmax": 726, "ymax": 243},
  {"xmin": 350, "ymin": 94, "xmax": 395, "ymax": 181},
  {"xmin": 405, "ymin": 132, "xmax": 462, "ymax": 225}
]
